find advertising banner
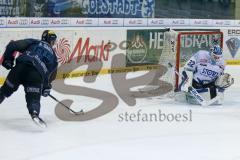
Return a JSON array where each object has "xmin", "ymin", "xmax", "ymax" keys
[
  {"xmin": 1, "ymin": 28, "xmax": 239, "ymax": 84},
  {"xmin": 80, "ymin": 0, "xmax": 155, "ymax": 18},
  {"xmin": 124, "ymin": 18, "xmax": 148, "ymax": 26},
  {"xmin": 24, "ymin": 0, "xmax": 155, "ymax": 18},
  {"xmin": 6, "ymin": 17, "xmax": 29, "ymax": 27},
  {"xmin": 71, "ymin": 18, "xmax": 99, "ymax": 26},
  {"xmin": 222, "ymin": 29, "xmax": 240, "ymax": 65},
  {"xmin": 99, "ymin": 18, "xmax": 124, "ymax": 26},
  {"xmin": 126, "ymin": 29, "xmax": 167, "ymax": 66},
  {"xmin": 147, "ymin": 18, "xmax": 169, "ymax": 26},
  {"xmin": 62, "ymin": 29, "xmax": 125, "ymax": 69},
  {"xmin": 0, "ymin": 28, "xmax": 126, "ymax": 80}
]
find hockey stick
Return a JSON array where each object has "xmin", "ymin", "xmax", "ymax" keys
[
  {"xmin": 48, "ymin": 94, "xmax": 84, "ymax": 115},
  {"xmin": 187, "ymin": 86, "xmax": 220, "ymax": 106},
  {"xmin": 169, "ymin": 63, "xmax": 220, "ymax": 106}
]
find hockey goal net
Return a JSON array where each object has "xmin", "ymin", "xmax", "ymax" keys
[
  {"xmin": 175, "ymin": 31, "xmax": 223, "ymax": 90},
  {"xmin": 138, "ymin": 30, "xmax": 223, "ymax": 98}
]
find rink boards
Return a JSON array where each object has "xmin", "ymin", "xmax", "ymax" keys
[{"xmin": 0, "ymin": 27, "xmax": 240, "ymax": 85}]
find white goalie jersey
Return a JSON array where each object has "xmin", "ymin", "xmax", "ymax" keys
[{"xmin": 184, "ymin": 50, "xmax": 225, "ymax": 85}]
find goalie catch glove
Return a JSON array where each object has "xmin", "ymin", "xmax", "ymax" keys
[{"xmin": 215, "ymin": 73, "xmax": 234, "ymax": 89}]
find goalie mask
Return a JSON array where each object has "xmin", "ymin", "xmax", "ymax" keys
[{"xmin": 210, "ymin": 45, "xmax": 223, "ymax": 62}]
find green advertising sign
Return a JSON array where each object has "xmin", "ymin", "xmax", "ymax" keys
[{"xmin": 126, "ymin": 29, "xmax": 168, "ymax": 66}]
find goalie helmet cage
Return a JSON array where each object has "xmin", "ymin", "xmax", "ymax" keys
[{"xmin": 175, "ymin": 31, "xmax": 223, "ymax": 91}]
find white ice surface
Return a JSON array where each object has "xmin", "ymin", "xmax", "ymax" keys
[{"xmin": 0, "ymin": 66, "xmax": 240, "ymax": 160}]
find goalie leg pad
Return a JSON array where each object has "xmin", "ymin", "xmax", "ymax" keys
[
  {"xmin": 179, "ymin": 70, "xmax": 193, "ymax": 92},
  {"xmin": 186, "ymin": 88, "xmax": 224, "ymax": 105}
]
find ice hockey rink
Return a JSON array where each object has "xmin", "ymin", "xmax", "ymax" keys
[{"xmin": 0, "ymin": 65, "xmax": 240, "ymax": 160}]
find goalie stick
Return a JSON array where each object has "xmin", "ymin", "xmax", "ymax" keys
[
  {"xmin": 49, "ymin": 94, "xmax": 84, "ymax": 115},
  {"xmin": 187, "ymin": 86, "xmax": 220, "ymax": 106}
]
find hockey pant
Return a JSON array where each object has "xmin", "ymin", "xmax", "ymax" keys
[
  {"xmin": 0, "ymin": 62, "xmax": 43, "ymax": 116},
  {"xmin": 192, "ymin": 79, "xmax": 217, "ymax": 99}
]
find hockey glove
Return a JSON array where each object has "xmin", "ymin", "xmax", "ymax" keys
[
  {"xmin": 42, "ymin": 87, "xmax": 51, "ymax": 97},
  {"xmin": 2, "ymin": 59, "xmax": 13, "ymax": 70},
  {"xmin": 215, "ymin": 73, "xmax": 234, "ymax": 89}
]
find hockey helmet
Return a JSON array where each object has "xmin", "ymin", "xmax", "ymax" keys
[
  {"xmin": 41, "ymin": 30, "xmax": 57, "ymax": 44},
  {"xmin": 210, "ymin": 45, "xmax": 223, "ymax": 62}
]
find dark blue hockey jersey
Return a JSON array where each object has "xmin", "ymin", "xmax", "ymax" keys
[{"xmin": 3, "ymin": 39, "xmax": 58, "ymax": 87}]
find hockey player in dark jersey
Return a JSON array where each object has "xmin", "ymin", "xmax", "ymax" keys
[{"xmin": 0, "ymin": 30, "xmax": 58, "ymax": 128}]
